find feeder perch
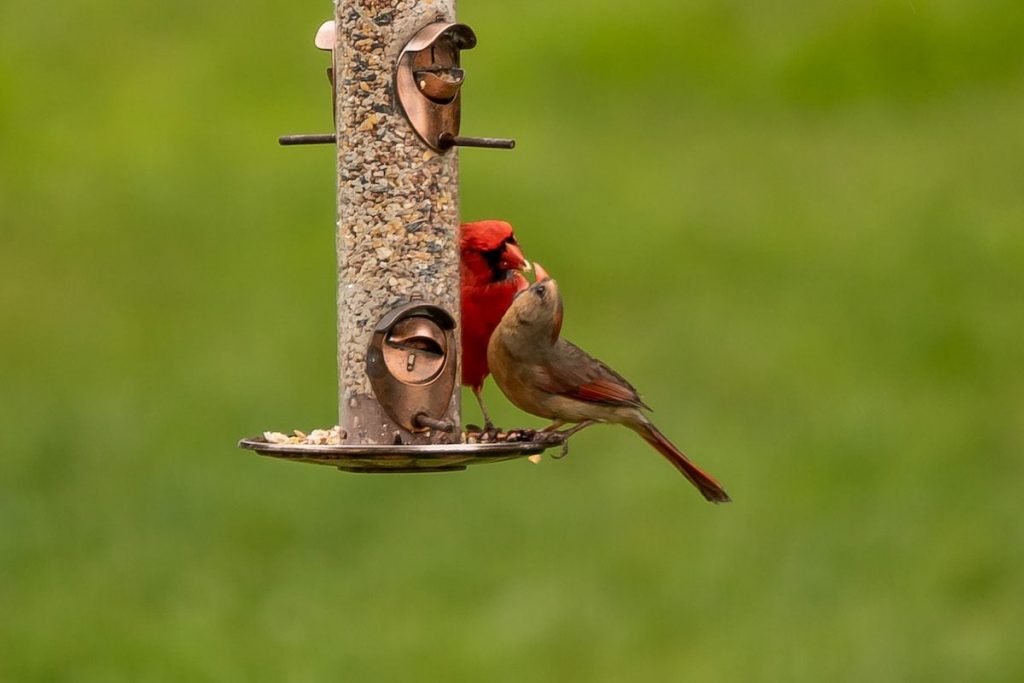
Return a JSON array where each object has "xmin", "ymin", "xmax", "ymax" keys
[{"xmin": 239, "ymin": 1, "xmax": 564, "ymax": 472}]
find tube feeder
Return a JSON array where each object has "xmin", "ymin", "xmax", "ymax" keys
[{"xmin": 238, "ymin": 1, "xmax": 566, "ymax": 472}]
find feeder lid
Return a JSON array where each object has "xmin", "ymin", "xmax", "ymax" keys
[{"xmin": 403, "ymin": 22, "xmax": 477, "ymax": 53}]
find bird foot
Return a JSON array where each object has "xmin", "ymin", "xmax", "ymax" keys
[
  {"xmin": 465, "ymin": 422, "xmax": 498, "ymax": 433},
  {"xmin": 464, "ymin": 423, "xmax": 517, "ymax": 444}
]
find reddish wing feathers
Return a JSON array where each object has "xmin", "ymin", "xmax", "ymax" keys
[
  {"xmin": 573, "ymin": 378, "xmax": 642, "ymax": 406},
  {"xmin": 537, "ymin": 341, "xmax": 651, "ymax": 410}
]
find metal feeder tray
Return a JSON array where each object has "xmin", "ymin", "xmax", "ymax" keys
[{"xmin": 238, "ymin": 431, "xmax": 568, "ymax": 473}]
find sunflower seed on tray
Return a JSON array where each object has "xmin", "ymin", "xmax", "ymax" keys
[{"xmin": 262, "ymin": 426, "xmax": 347, "ymax": 446}]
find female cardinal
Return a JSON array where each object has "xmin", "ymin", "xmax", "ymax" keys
[
  {"xmin": 460, "ymin": 220, "xmax": 531, "ymax": 428},
  {"xmin": 487, "ymin": 271, "xmax": 731, "ymax": 503}
]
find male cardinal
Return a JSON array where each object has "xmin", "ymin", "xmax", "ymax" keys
[
  {"xmin": 460, "ymin": 220, "xmax": 531, "ymax": 428},
  {"xmin": 487, "ymin": 271, "xmax": 731, "ymax": 503}
]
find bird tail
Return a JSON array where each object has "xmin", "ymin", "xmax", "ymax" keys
[{"xmin": 630, "ymin": 419, "xmax": 731, "ymax": 503}]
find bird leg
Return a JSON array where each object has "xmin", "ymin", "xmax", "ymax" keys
[
  {"xmin": 559, "ymin": 419, "xmax": 598, "ymax": 439},
  {"xmin": 549, "ymin": 420, "xmax": 598, "ymax": 459},
  {"xmin": 473, "ymin": 386, "xmax": 495, "ymax": 432},
  {"xmin": 540, "ymin": 420, "xmax": 566, "ymax": 432}
]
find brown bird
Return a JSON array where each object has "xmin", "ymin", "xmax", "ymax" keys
[{"xmin": 487, "ymin": 271, "xmax": 731, "ymax": 503}]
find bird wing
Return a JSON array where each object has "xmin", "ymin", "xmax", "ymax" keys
[{"xmin": 537, "ymin": 341, "xmax": 651, "ymax": 410}]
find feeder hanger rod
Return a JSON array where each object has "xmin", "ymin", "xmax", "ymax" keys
[{"xmin": 278, "ymin": 133, "xmax": 515, "ymax": 149}]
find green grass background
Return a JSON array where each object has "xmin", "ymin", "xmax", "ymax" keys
[{"xmin": 2, "ymin": 0, "xmax": 1023, "ymax": 680}]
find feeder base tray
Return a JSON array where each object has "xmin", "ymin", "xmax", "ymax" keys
[{"xmin": 238, "ymin": 432, "xmax": 567, "ymax": 473}]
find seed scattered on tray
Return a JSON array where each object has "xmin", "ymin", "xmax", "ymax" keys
[
  {"xmin": 460, "ymin": 427, "xmax": 566, "ymax": 462},
  {"xmin": 262, "ymin": 426, "xmax": 347, "ymax": 446},
  {"xmin": 461, "ymin": 427, "xmax": 539, "ymax": 444}
]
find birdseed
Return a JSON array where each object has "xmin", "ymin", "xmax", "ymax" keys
[{"xmin": 334, "ymin": 0, "xmax": 461, "ymax": 446}]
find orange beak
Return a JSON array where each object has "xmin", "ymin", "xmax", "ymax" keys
[
  {"xmin": 498, "ymin": 242, "xmax": 530, "ymax": 272},
  {"xmin": 533, "ymin": 261, "xmax": 551, "ymax": 282}
]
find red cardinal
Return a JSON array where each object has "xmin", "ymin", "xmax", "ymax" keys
[
  {"xmin": 487, "ymin": 270, "xmax": 731, "ymax": 503},
  {"xmin": 460, "ymin": 220, "xmax": 531, "ymax": 428}
]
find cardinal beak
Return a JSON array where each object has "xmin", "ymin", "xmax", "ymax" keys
[
  {"xmin": 533, "ymin": 262, "xmax": 551, "ymax": 282},
  {"xmin": 498, "ymin": 242, "xmax": 530, "ymax": 272}
]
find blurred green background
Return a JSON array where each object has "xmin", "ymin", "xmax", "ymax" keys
[{"xmin": 3, "ymin": 0, "xmax": 1023, "ymax": 680}]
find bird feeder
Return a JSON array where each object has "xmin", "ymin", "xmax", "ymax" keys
[{"xmin": 239, "ymin": 0, "xmax": 565, "ymax": 472}]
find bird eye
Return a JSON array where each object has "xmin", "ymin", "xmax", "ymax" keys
[{"xmin": 532, "ymin": 285, "xmax": 546, "ymax": 299}]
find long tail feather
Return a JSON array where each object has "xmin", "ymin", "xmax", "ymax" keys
[{"xmin": 631, "ymin": 420, "xmax": 731, "ymax": 503}]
